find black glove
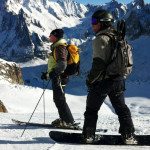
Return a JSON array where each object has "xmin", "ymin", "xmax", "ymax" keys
[
  {"xmin": 41, "ymin": 72, "xmax": 48, "ymax": 80},
  {"xmin": 86, "ymin": 74, "xmax": 95, "ymax": 91},
  {"xmin": 49, "ymin": 70, "xmax": 58, "ymax": 79},
  {"xmin": 61, "ymin": 73, "xmax": 69, "ymax": 86},
  {"xmin": 86, "ymin": 78, "xmax": 92, "ymax": 88}
]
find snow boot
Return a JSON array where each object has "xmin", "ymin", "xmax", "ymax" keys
[
  {"xmin": 82, "ymin": 127, "xmax": 96, "ymax": 144},
  {"xmin": 121, "ymin": 133, "xmax": 138, "ymax": 145}
]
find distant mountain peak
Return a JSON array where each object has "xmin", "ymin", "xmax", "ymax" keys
[
  {"xmin": 133, "ymin": 0, "xmax": 145, "ymax": 6},
  {"xmin": 57, "ymin": 0, "xmax": 76, "ymax": 3},
  {"xmin": 0, "ymin": 0, "xmax": 149, "ymax": 63},
  {"xmin": 111, "ymin": 0, "xmax": 118, "ymax": 3}
]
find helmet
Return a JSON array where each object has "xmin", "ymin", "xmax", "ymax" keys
[{"xmin": 92, "ymin": 9, "xmax": 114, "ymax": 23}]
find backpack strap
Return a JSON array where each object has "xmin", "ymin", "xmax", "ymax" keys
[
  {"xmin": 97, "ymin": 32, "xmax": 118, "ymax": 65},
  {"xmin": 66, "ymin": 45, "xmax": 71, "ymax": 61}
]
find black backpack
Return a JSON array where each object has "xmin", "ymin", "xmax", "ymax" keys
[{"xmin": 102, "ymin": 20, "xmax": 133, "ymax": 78}]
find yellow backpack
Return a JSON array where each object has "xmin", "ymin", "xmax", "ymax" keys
[
  {"xmin": 65, "ymin": 44, "xmax": 80, "ymax": 75},
  {"xmin": 52, "ymin": 43, "xmax": 80, "ymax": 76},
  {"xmin": 67, "ymin": 44, "xmax": 80, "ymax": 64}
]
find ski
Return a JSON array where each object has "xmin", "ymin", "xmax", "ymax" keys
[
  {"xmin": 12, "ymin": 119, "xmax": 80, "ymax": 130},
  {"xmin": 12, "ymin": 119, "xmax": 107, "ymax": 132},
  {"xmin": 49, "ymin": 131, "xmax": 150, "ymax": 146}
]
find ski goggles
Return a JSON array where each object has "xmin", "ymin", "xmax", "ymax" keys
[{"xmin": 91, "ymin": 18, "xmax": 99, "ymax": 25}]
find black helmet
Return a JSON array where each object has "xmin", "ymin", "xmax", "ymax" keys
[{"xmin": 92, "ymin": 9, "xmax": 114, "ymax": 23}]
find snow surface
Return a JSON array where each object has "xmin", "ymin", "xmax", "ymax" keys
[{"xmin": 0, "ymin": 58, "xmax": 150, "ymax": 150}]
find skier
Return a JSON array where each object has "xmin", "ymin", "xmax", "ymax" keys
[
  {"xmin": 82, "ymin": 9, "xmax": 137, "ymax": 144},
  {"xmin": 41, "ymin": 29, "xmax": 77, "ymax": 129}
]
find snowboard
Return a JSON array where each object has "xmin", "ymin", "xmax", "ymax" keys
[
  {"xmin": 12, "ymin": 119, "xmax": 107, "ymax": 132},
  {"xmin": 49, "ymin": 131, "xmax": 150, "ymax": 145}
]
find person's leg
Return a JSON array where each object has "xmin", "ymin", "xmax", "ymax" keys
[
  {"xmin": 108, "ymin": 79, "xmax": 135, "ymax": 135},
  {"xmin": 60, "ymin": 73, "xmax": 69, "ymax": 92},
  {"xmin": 82, "ymin": 81, "xmax": 108, "ymax": 142},
  {"xmin": 52, "ymin": 76, "xmax": 74, "ymax": 124}
]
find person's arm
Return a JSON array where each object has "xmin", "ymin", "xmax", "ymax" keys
[
  {"xmin": 87, "ymin": 57, "xmax": 106, "ymax": 84},
  {"xmin": 87, "ymin": 35, "xmax": 111, "ymax": 84}
]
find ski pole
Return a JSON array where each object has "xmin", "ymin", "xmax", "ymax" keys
[
  {"xmin": 21, "ymin": 79, "xmax": 50, "ymax": 137},
  {"xmin": 43, "ymin": 80, "xmax": 46, "ymax": 124}
]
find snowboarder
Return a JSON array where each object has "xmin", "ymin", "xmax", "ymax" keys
[
  {"xmin": 41, "ymin": 29, "xmax": 77, "ymax": 129},
  {"xmin": 82, "ymin": 9, "xmax": 137, "ymax": 144}
]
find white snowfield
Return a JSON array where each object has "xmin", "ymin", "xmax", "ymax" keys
[{"xmin": 0, "ymin": 71, "xmax": 150, "ymax": 150}]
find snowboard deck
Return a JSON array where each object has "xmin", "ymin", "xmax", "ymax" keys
[
  {"xmin": 12, "ymin": 119, "xmax": 107, "ymax": 132},
  {"xmin": 49, "ymin": 131, "xmax": 150, "ymax": 145}
]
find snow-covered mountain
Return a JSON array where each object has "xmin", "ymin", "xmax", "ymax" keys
[
  {"xmin": 86, "ymin": 0, "xmax": 150, "ymax": 39},
  {"xmin": 125, "ymin": 0, "xmax": 150, "ymax": 39},
  {"xmin": 0, "ymin": 0, "xmax": 149, "ymax": 61},
  {"xmin": 0, "ymin": 0, "xmax": 150, "ymax": 82},
  {"xmin": 0, "ymin": 0, "xmax": 88, "ymax": 62}
]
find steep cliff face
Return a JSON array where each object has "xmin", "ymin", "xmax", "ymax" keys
[
  {"xmin": 0, "ymin": 0, "xmax": 88, "ymax": 62},
  {"xmin": 126, "ymin": 0, "xmax": 150, "ymax": 39},
  {"xmin": 0, "ymin": 59, "xmax": 23, "ymax": 84},
  {"xmin": 0, "ymin": 6, "xmax": 34, "ymax": 62}
]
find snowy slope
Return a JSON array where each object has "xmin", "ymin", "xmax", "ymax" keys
[
  {"xmin": 0, "ymin": 59, "xmax": 150, "ymax": 150},
  {"xmin": 0, "ymin": 75, "xmax": 150, "ymax": 150}
]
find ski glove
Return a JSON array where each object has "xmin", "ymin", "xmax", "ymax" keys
[
  {"xmin": 41, "ymin": 72, "xmax": 49, "ymax": 80},
  {"xmin": 49, "ymin": 70, "xmax": 58, "ymax": 80},
  {"xmin": 86, "ymin": 78, "xmax": 91, "ymax": 88},
  {"xmin": 86, "ymin": 77, "xmax": 94, "ymax": 91}
]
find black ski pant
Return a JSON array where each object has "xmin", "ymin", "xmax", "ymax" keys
[
  {"xmin": 83, "ymin": 77, "xmax": 135, "ymax": 136},
  {"xmin": 52, "ymin": 76, "xmax": 74, "ymax": 123}
]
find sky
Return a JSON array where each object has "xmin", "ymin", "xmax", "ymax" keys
[{"xmin": 74, "ymin": 0, "xmax": 150, "ymax": 5}]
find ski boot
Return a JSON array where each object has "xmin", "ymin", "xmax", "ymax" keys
[{"xmin": 51, "ymin": 118, "xmax": 80, "ymax": 130}]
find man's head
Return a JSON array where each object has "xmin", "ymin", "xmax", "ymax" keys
[
  {"xmin": 49, "ymin": 29, "xmax": 64, "ymax": 43},
  {"xmin": 91, "ymin": 9, "xmax": 114, "ymax": 33}
]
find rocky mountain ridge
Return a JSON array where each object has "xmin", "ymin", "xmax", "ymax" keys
[{"xmin": 0, "ymin": 0, "xmax": 149, "ymax": 65}]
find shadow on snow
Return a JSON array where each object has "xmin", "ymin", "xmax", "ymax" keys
[
  {"xmin": 21, "ymin": 64, "xmax": 150, "ymax": 98},
  {"xmin": 0, "ymin": 137, "xmax": 54, "ymax": 144}
]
